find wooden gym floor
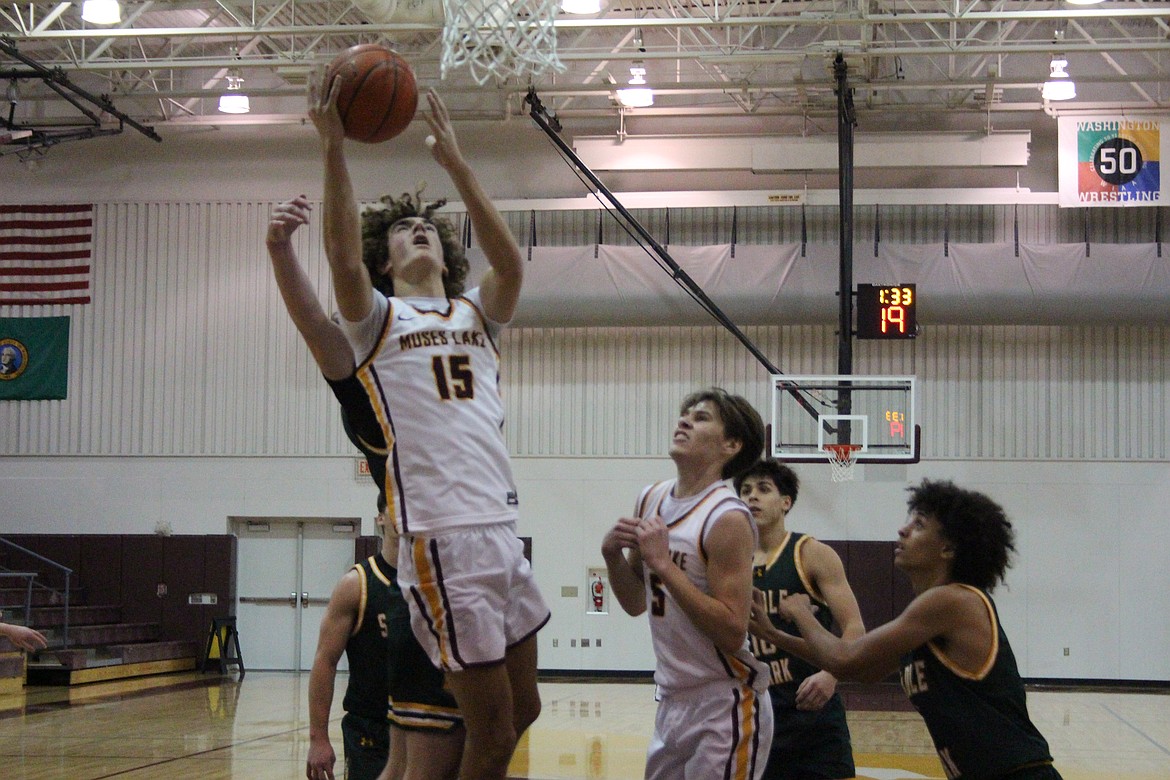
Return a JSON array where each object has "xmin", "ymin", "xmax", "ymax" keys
[{"xmin": 0, "ymin": 671, "xmax": 1166, "ymax": 779}]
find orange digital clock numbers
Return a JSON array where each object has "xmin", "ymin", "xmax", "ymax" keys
[
  {"xmin": 882, "ymin": 304, "xmax": 907, "ymax": 333},
  {"xmin": 878, "ymin": 286, "xmax": 913, "ymax": 307},
  {"xmin": 856, "ymin": 284, "xmax": 918, "ymax": 340}
]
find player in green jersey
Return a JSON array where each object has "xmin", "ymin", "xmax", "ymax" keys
[{"xmin": 749, "ymin": 479, "xmax": 1062, "ymax": 780}]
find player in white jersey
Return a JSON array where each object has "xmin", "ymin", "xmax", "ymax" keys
[
  {"xmin": 310, "ymin": 81, "xmax": 548, "ymax": 780},
  {"xmin": 346, "ymin": 288, "xmax": 517, "ymax": 536},
  {"xmin": 602, "ymin": 388, "xmax": 773, "ymax": 780}
]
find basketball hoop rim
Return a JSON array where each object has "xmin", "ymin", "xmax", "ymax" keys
[{"xmin": 822, "ymin": 443, "xmax": 863, "ymax": 461}]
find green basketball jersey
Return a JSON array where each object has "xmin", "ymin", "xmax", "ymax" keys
[
  {"xmin": 900, "ymin": 585, "xmax": 1056, "ymax": 779},
  {"xmin": 751, "ymin": 532, "xmax": 836, "ymax": 688},
  {"xmin": 342, "ymin": 554, "xmax": 395, "ymax": 721}
]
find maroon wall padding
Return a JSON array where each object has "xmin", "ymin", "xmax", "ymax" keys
[
  {"xmin": 804, "ymin": 539, "xmax": 910, "ymax": 632},
  {"xmin": 4, "ymin": 533, "xmax": 908, "ymax": 654},
  {"xmin": 203, "ymin": 535, "xmax": 236, "ymax": 616},
  {"xmin": 892, "ymin": 560, "xmax": 916, "ymax": 616},
  {"xmin": 77, "ymin": 536, "xmax": 124, "ymax": 609},
  {"xmin": 355, "ymin": 536, "xmax": 379, "ymax": 563},
  {"xmin": 3, "ymin": 534, "xmax": 82, "ymax": 591},
  {"xmin": 156, "ymin": 536, "xmax": 235, "ymax": 645},
  {"xmin": 159, "ymin": 536, "xmax": 208, "ymax": 645},
  {"xmin": 822, "ymin": 539, "xmax": 850, "ymax": 575},
  {"xmin": 846, "ymin": 541, "xmax": 897, "ymax": 630},
  {"xmin": 120, "ymin": 536, "xmax": 165, "ymax": 626}
]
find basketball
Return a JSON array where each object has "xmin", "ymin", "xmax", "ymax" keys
[{"xmin": 325, "ymin": 44, "xmax": 418, "ymax": 144}]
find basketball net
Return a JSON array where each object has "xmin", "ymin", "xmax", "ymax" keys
[
  {"xmin": 824, "ymin": 444, "xmax": 861, "ymax": 483},
  {"xmin": 441, "ymin": 0, "xmax": 565, "ymax": 85}
]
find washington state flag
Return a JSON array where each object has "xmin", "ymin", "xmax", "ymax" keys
[{"xmin": 0, "ymin": 316, "xmax": 69, "ymax": 400}]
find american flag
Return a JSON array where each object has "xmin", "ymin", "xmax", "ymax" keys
[{"xmin": 0, "ymin": 204, "xmax": 93, "ymax": 305}]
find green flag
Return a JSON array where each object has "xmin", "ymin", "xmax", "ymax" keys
[{"xmin": 0, "ymin": 316, "xmax": 69, "ymax": 400}]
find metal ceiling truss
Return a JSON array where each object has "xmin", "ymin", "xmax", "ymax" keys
[
  {"xmin": 1, "ymin": 1, "xmax": 1169, "ymax": 135},
  {"xmin": 0, "ymin": 33, "xmax": 159, "ymax": 158}
]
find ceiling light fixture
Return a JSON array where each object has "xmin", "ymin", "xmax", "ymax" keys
[
  {"xmin": 1041, "ymin": 56, "xmax": 1076, "ymax": 101},
  {"xmin": 560, "ymin": 0, "xmax": 602, "ymax": 13},
  {"xmin": 616, "ymin": 62, "xmax": 654, "ymax": 108},
  {"xmin": 81, "ymin": 0, "xmax": 122, "ymax": 25},
  {"xmin": 218, "ymin": 73, "xmax": 251, "ymax": 114},
  {"xmin": 1065, "ymin": 0, "xmax": 1106, "ymax": 5}
]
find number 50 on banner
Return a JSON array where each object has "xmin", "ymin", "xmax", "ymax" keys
[{"xmin": 1058, "ymin": 115, "xmax": 1166, "ymax": 208}]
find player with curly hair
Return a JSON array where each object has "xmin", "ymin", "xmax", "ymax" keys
[
  {"xmin": 309, "ymin": 80, "xmax": 548, "ymax": 780},
  {"xmin": 358, "ymin": 190, "xmax": 468, "ymax": 300},
  {"xmin": 266, "ymin": 197, "xmax": 465, "ymax": 780},
  {"xmin": 749, "ymin": 479, "xmax": 1062, "ymax": 780}
]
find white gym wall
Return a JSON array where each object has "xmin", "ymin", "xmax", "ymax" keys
[{"xmin": 2, "ymin": 122, "xmax": 1168, "ymax": 681}]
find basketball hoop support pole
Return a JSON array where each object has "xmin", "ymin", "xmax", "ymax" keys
[
  {"xmin": 525, "ymin": 88, "xmax": 825, "ymax": 426},
  {"xmin": 834, "ymin": 54, "xmax": 856, "ymax": 445}
]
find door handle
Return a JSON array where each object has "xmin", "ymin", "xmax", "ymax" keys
[
  {"xmin": 301, "ymin": 591, "xmax": 309, "ymax": 608},
  {"xmin": 290, "ymin": 592, "xmax": 297, "ymax": 608}
]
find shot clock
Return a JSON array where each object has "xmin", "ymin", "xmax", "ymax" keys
[{"xmin": 855, "ymin": 284, "xmax": 917, "ymax": 339}]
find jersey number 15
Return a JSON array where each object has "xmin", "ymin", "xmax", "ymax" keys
[{"xmin": 432, "ymin": 355, "xmax": 475, "ymax": 400}]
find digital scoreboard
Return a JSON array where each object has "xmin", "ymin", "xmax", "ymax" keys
[{"xmin": 855, "ymin": 284, "xmax": 917, "ymax": 340}]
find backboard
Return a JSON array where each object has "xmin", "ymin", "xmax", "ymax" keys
[{"xmin": 770, "ymin": 375, "xmax": 918, "ymax": 463}]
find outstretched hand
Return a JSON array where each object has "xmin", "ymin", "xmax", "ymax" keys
[
  {"xmin": 267, "ymin": 196, "xmax": 312, "ymax": 247},
  {"xmin": 421, "ymin": 89, "xmax": 465, "ymax": 171},
  {"xmin": 308, "ymin": 68, "xmax": 345, "ymax": 145}
]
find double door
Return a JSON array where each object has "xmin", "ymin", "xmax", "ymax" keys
[{"xmin": 234, "ymin": 517, "xmax": 359, "ymax": 671}]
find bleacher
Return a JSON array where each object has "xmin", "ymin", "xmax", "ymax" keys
[{"xmin": 0, "ymin": 534, "xmax": 233, "ymax": 686}]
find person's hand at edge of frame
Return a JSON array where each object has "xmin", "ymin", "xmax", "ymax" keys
[{"xmin": 0, "ymin": 623, "xmax": 48, "ymax": 653}]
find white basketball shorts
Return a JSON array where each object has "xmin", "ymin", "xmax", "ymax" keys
[{"xmin": 397, "ymin": 521, "xmax": 550, "ymax": 671}]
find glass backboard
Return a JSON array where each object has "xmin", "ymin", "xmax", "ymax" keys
[{"xmin": 770, "ymin": 374, "xmax": 918, "ymax": 463}]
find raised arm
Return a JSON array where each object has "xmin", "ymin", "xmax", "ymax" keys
[
  {"xmin": 308, "ymin": 71, "xmax": 374, "ymax": 323},
  {"xmin": 306, "ymin": 570, "xmax": 361, "ymax": 780},
  {"xmin": 639, "ymin": 510, "xmax": 756, "ymax": 655},
  {"xmin": 266, "ymin": 196, "xmax": 354, "ymax": 381},
  {"xmin": 421, "ymin": 89, "xmax": 522, "ymax": 322}
]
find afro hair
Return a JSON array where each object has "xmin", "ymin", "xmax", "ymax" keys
[{"xmin": 906, "ymin": 479, "xmax": 1016, "ymax": 591}]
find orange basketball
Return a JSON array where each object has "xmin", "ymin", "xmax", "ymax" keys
[{"xmin": 325, "ymin": 44, "xmax": 418, "ymax": 144}]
